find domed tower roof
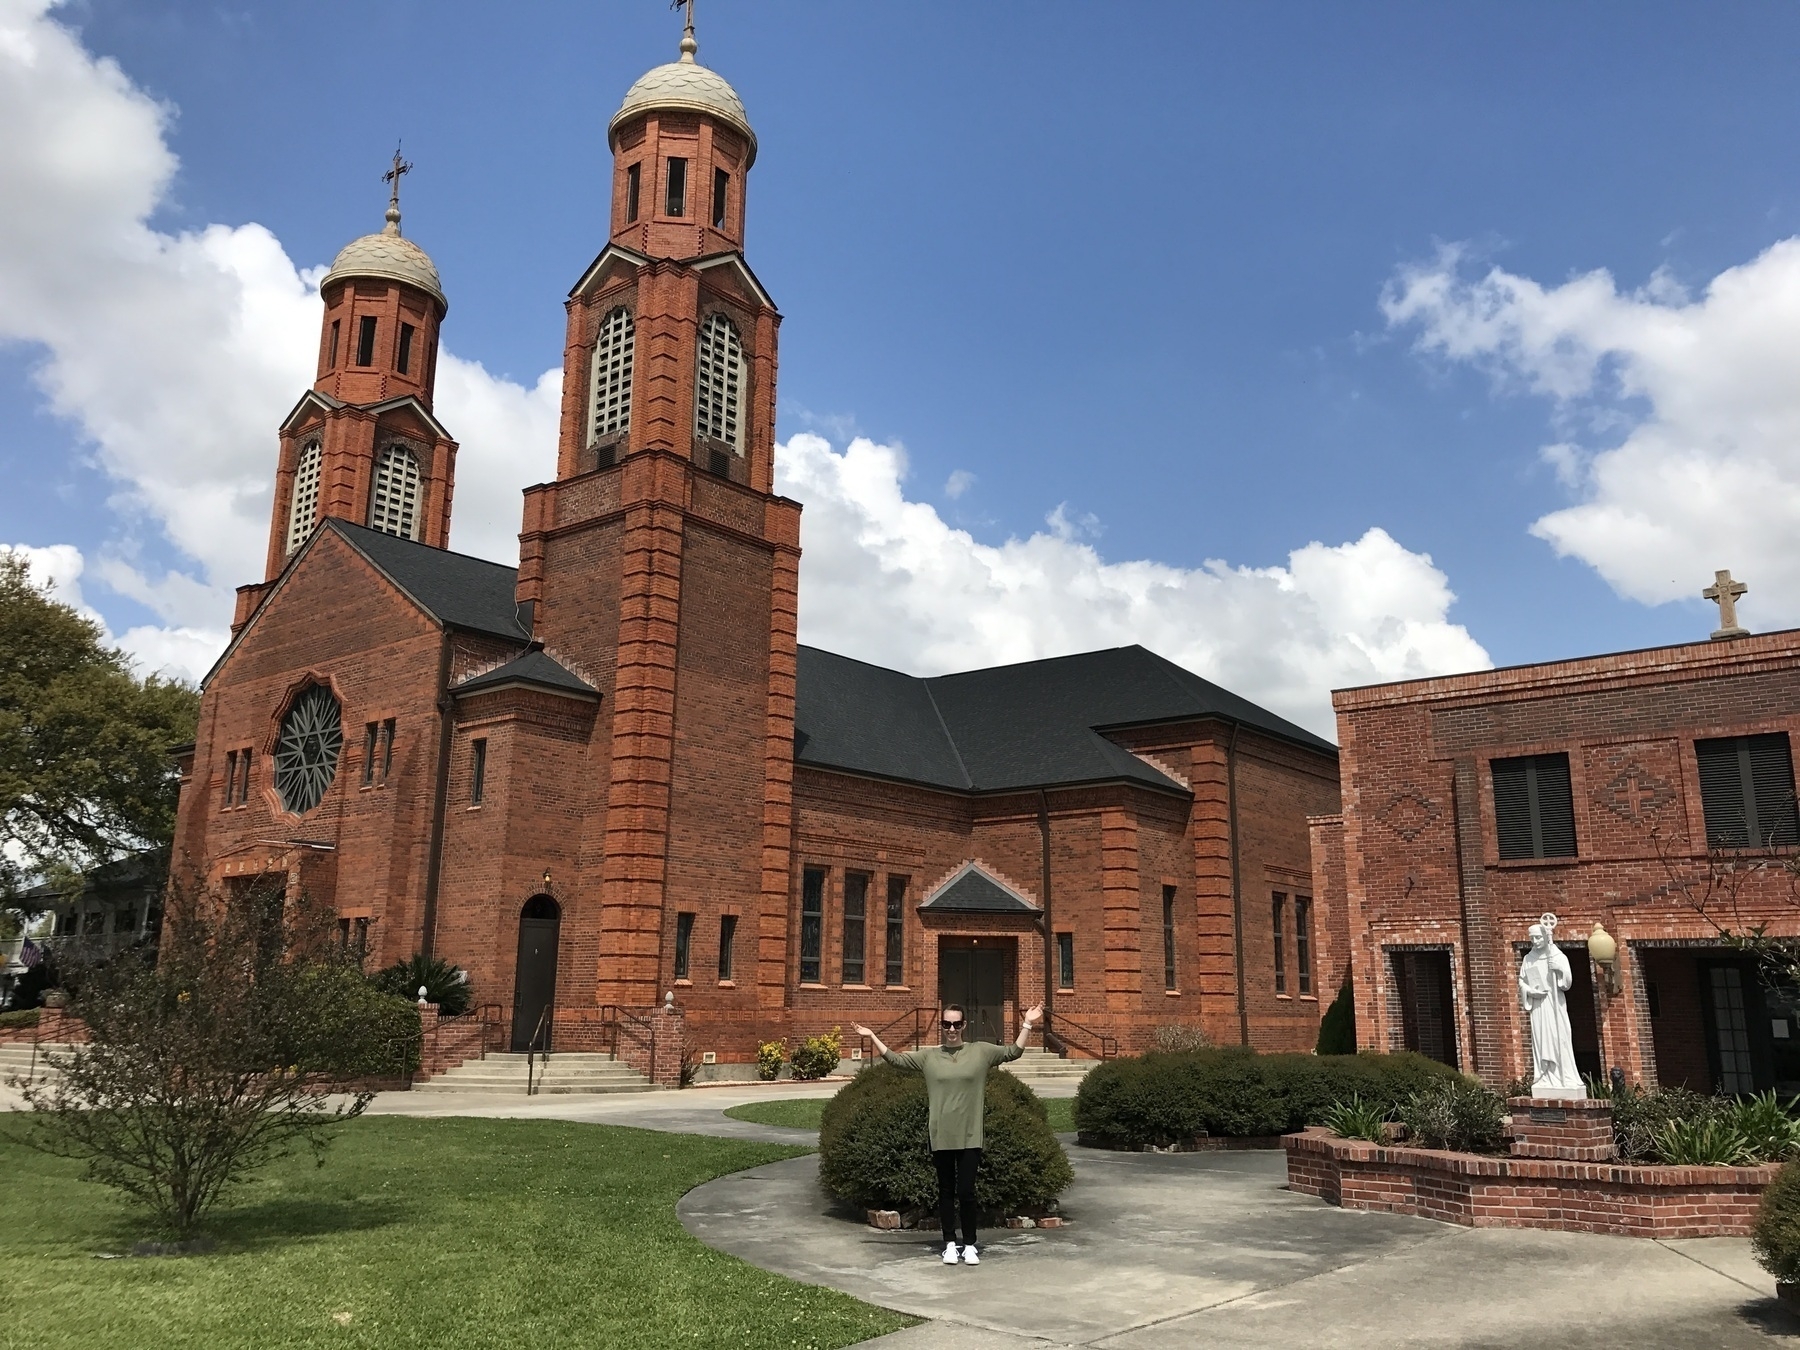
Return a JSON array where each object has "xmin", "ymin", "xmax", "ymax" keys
[
  {"xmin": 608, "ymin": 24, "xmax": 756, "ymax": 167},
  {"xmin": 320, "ymin": 155, "xmax": 446, "ymax": 313}
]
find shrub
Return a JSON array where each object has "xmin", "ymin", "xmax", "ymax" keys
[
  {"xmin": 791, "ymin": 1028, "xmax": 842, "ymax": 1081},
  {"xmin": 0, "ymin": 1007, "xmax": 40, "ymax": 1029},
  {"xmin": 1610, "ymin": 1085, "xmax": 1728, "ymax": 1162},
  {"xmin": 1315, "ymin": 977, "xmax": 1357, "ymax": 1056},
  {"xmin": 1731, "ymin": 1091, "xmax": 1800, "ymax": 1163},
  {"xmin": 755, "ymin": 1040, "xmax": 785, "ymax": 1081},
  {"xmin": 1753, "ymin": 1159, "xmax": 1800, "ymax": 1283},
  {"xmin": 1656, "ymin": 1117, "xmax": 1753, "ymax": 1166},
  {"xmin": 371, "ymin": 954, "xmax": 472, "ymax": 1017},
  {"xmin": 818, "ymin": 1061, "xmax": 1072, "ymax": 1217},
  {"xmin": 1149, "ymin": 1023, "xmax": 1211, "ymax": 1054},
  {"xmin": 1394, "ymin": 1078, "xmax": 1508, "ymax": 1153},
  {"xmin": 1073, "ymin": 1047, "xmax": 1460, "ymax": 1149},
  {"xmin": 1321, "ymin": 1094, "xmax": 1388, "ymax": 1142}
]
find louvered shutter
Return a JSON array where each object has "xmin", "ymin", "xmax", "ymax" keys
[
  {"xmin": 1492, "ymin": 757, "xmax": 1535, "ymax": 860},
  {"xmin": 1747, "ymin": 733, "xmax": 1799, "ymax": 847},
  {"xmin": 1696, "ymin": 738, "xmax": 1750, "ymax": 848},
  {"xmin": 1534, "ymin": 754, "xmax": 1577, "ymax": 858}
]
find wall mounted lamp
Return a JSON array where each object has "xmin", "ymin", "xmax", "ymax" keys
[{"xmin": 1587, "ymin": 922, "xmax": 1621, "ymax": 996}]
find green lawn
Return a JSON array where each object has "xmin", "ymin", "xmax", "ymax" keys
[
  {"xmin": 725, "ymin": 1096, "xmax": 1077, "ymax": 1134},
  {"xmin": 0, "ymin": 1117, "xmax": 913, "ymax": 1350}
]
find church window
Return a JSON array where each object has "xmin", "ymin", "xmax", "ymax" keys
[
  {"xmin": 695, "ymin": 312, "xmax": 743, "ymax": 451},
  {"xmin": 718, "ymin": 914, "xmax": 736, "ymax": 982},
  {"xmin": 369, "ymin": 446, "xmax": 422, "ymax": 540},
  {"xmin": 1491, "ymin": 753, "xmax": 1577, "ymax": 860},
  {"xmin": 285, "ymin": 440, "xmax": 323, "ymax": 555},
  {"xmin": 470, "ymin": 738, "xmax": 487, "ymax": 804},
  {"xmin": 665, "ymin": 156, "xmax": 687, "ymax": 217},
  {"xmin": 674, "ymin": 911, "xmax": 695, "ymax": 980},
  {"xmin": 1272, "ymin": 893, "xmax": 1287, "ymax": 994},
  {"xmin": 1696, "ymin": 733, "xmax": 1799, "ymax": 849},
  {"xmin": 380, "ymin": 718, "xmax": 395, "ymax": 779},
  {"xmin": 1295, "ymin": 897, "xmax": 1314, "ymax": 996},
  {"xmin": 885, "ymin": 875, "xmax": 907, "ymax": 986},
  {"xmin": 626, "ymin": 163, "xmax": 641, "ymax": 222},
  {"xmin": 589, "ymin": 307, "xmax": 635, "ymax": 445},
  {"xmin": 1057, "ymin": 932, "xmax": 1075, "ymax": 990},
  {"xmin": 1162, "ymin": 885, "xmax": 1177, "ymax": 991},
  {"xmin": 237, "ymin": 750, "xmax": 253, "ymax": 804},
  {"xmin": 397, "ymin": 322, "xmax": 415, "ymax": 375},
  {"xmin": 224, "ymin": 750, "xmax": 238, "ymax": 808},
  {"xmin": 362, "ymin": 722, "xmax": 378, "ymax": 785},
  {"xmin": 800, "ymin": 867, "xmax": 825, "ymax": 984},
  {"xmin": 328, "ymin": 320, "xmax": 340, "ymax": 368},
  {"xmin": 274, "ymin": 684, "xmax": 343, "ymax": 815},
  {"xmin": 712, "ymin": 168, "xmax": 729, "ymax": 228},
  {"xmin": 355, "ymin": 315, "xmax": 378, "ymax": 366},
  {"xmin": 842, "ymin": 872, "xmax": 868, "ymax": 984}
]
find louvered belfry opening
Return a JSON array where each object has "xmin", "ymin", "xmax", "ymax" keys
[
  {"xmin": 1695, "ymin": 733, "xmax": 1800, "ymax": 849},
  {"xmin": 1491, "ymin": 752, "xmax": 1577, "ymax": 861},
  {"xmin": 589, "ymin": 306, "xmax": 634, "ymax": 448}
]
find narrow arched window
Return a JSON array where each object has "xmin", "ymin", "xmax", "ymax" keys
[
  {"xmin": 695, "ymin": 312, "xmax": 743, "ymax": 452},
  {"xmin": 369, "ymin": 444, "xmax": 422, "ymax": 540},
  {"xmin": 589, "ymin": 307, "xmax": 634, "ymax": 445},
  {"xmin": 285, "ymin": 440, "xmax": 322, "ymax": 555}
]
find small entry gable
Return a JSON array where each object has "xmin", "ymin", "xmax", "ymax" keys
[{"xmin": 920, "ymin": 861, "xmax": 1039, "ymax": 914}]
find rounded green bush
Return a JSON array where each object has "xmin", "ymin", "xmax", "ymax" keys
[
  {"xmin": 818, "ymin": 1060, "xmax": 1073, "ymax": 1217},
  {"xmin": 1754, "ymin": 1159, "xmax": 1800, "ymax": 1283}
]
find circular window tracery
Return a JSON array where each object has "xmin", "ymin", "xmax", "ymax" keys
[{"xmin": 274, "ymin": 684, "xmax": 343, "ymax": 814}]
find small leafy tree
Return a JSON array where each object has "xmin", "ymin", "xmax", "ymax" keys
[
  {"xmin": 371, "ymin": 952, "xmax": 473, "ymax": 1015},
  {"xmin": 11, "ymin": 877, "xmax": 420, "ymax": 1236}
]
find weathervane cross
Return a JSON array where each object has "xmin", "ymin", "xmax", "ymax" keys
[
  {"xmin": 672, "ymin": 0, "xmax": 698, "ymax": 60},
  {"xmin": 381, "ymin": 146, "xmax": 412, "ymax": 235},
  {"xmin": 1703, "ymin": 568, "xmax": 1749, "ymax": 640}
]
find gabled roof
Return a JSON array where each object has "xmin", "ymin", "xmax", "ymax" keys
[
  {"xmin": 455, "ymin": 649, "xmax": 598, "ymax": 700},
  {"xmin": 920, "ymin": 862, "xmax": 1039, "ymax": 914},
  {"xmin": 327, "ymin": 521, "xmax": 530, "ymax": 641},
  {"xmin": 569, "ymin": 243, "xmax": 651, "ymax": 299},
  {"xmin": 793, "ymin": 643, "xmax": 1334, "ymax": 796},
  {"xmin": 279, "ymin": 389, "xmax": 345, "ymax": 433},
  {"xmin": 689, "ymin": 252, "xmax": 777, "ymax": 310},
  {"xmin": 276, "ymin": 390, "xmax": 454, "ymax": 442}
]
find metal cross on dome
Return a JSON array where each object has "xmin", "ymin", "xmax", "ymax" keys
[
  {"xmin": 1703, "ymin": 568, "xmax": 1749, "ymax": 640},
  {"xmin": 381, "ymin": 146, "xmax": 412, "ymax": 235}
]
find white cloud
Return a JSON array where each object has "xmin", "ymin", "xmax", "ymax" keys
[
  {"xmin": 778, "ymin": 434, "xmax": 1490, "ymax": 737},
  {"xmin": 1384, "ymin": 239, "xmax": 1800, "ymax": 621},
  {"xmin": 944, "ymin": 468, "xmax": 975, "ymax": 499}
]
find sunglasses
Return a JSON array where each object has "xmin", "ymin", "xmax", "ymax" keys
[{"xmin": 940, "ymin": 1020, "xmax": 965, "ymax": 1030}]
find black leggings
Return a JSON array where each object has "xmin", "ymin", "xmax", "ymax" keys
[{"xmin": 934, "ymin": 1148, "xmax": 981, "ymax": 1247}]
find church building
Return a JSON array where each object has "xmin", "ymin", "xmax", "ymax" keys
[{"xmin": 172, "ymin": 26, "xmax": 1341, "ymax": 1076}]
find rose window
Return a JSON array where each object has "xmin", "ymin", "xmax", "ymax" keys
[{"xmin": 274, "ymin": 685, "xmax": 343, "ymax": 814}]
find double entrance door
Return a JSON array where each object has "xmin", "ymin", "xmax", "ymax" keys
[{"xmin": 937, "ymin": 943, "xmax": 1006, "ymax": 1043}]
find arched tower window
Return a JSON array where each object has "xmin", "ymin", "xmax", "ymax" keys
[
  {"xmin": 368, "ymin": 445, "xmax": 422, "ymax": 540},
  {"xmin": 695, "ymin": 312, "xmax": 743, "ymax": 452},
  {"xmin": 589, "ymin": 307, "xmax": 635, "ymax": 445},
  {"xmin": 285, "ymin": 440, "xmax": 322, "ymax": 555}
]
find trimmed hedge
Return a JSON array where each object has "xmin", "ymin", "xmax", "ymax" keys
[
  {"xmin": 1073, "ymin": 1047, "xmax": 1462, "ymax": 1149},
  {"xmin": 1754, "ymin": 1159, "xmax": 1800, "ymax": 1283},
  {"xmin": 818, "ymin": 1060, "xmax": 1073, "ymax": 1217}
]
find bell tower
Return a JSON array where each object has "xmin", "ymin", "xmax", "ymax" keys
[
  {"xmin": 259, "ymin": 154, "xmax": 459, "ymax": 586},
  {"xmin": 515, "ymin": 13, "xmax": 800, "ymax": 1020}
]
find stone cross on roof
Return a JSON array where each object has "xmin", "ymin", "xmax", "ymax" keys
[{"xmin": 1703, "ymin": 568, "xmax": 1749, "ymax": 640}]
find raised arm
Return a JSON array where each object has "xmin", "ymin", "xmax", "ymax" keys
[
  {"xmin": 851, "ymin": 1023, "xmax": 889, "ymax": 1058},
  {"xmin": 1014, "ymin": 1004, "xmax": 1043, "ymax": 1049}
]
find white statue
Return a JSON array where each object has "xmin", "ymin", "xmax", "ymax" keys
[{"xmin": 1519, "ymin": 914, "xmax": 1584, "ymax": 1098}]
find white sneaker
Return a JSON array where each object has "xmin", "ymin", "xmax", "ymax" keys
[
  {"xmin": 942, "ymin": 1242, "xmax": 959, "ymax": 1264},
  {"xmin": 961, "ymin": 1245, "xmax": 980, "ymax": 1265}
]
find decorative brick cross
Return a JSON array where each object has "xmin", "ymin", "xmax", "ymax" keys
[{"xmin": 1703, "ymin": 569, "xmax": 1749, "ymax": 640}]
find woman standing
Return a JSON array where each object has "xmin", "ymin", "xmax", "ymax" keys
[{"xmin": 852, "ymin": 1002, "xmax": 1043, "ymax": 1266}]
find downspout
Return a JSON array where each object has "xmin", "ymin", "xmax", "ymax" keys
[
  {"xmin": 418, "ymin": 633, "xmax": 456, "ymax": 960},
  {"xmin": 1227, "ymin": 721, "xmax": 1248, "ymax": 1047},
  {"xmin": 1037, "ymin": 787, "xmax": 1055, "ymax": 1046}
]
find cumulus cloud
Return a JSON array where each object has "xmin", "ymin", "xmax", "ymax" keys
[
  {"xmin": 778, "ymin": 435, "xmax": 1490, "ymax": 737},
  {"xmin": 1384, "ymin": 240, "xmax": 1800, "ymax": 621},
  {"xmin": 943, "ymin": 468, "xmax": 975, "ymax": 499}
]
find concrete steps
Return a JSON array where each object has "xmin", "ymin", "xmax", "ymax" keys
[
  {"xmin": 413, "ymin": 1050, "xmax": 656, "ymax": 1096},
  {"xmin": 0, "ymin": 1042, "xmax": 75, "ymax": 1084},
  {"xmin": 1001, "ymin": 1048, "xmax": 1101, "ymax": 1089}
]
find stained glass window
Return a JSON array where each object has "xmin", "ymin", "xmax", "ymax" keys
[{"xmin": 274, "ymin": 685, "xmax": 343, "ymax": 814}]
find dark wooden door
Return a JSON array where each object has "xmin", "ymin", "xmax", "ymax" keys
[
  {"xmin": 511, "ymin": 898, "xmax": 560, "ymax": 1052},
  {"xmin": 938, "ymin": 945, "xmax": 1006, "ymax": 1043}
]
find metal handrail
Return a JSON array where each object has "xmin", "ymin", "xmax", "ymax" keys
[
  {"xmin": 857, "ymin": 1005, "xmax": 940, "ymax": 1058},
  {"xmin": 524, "ymin": 1005, "xmax": 552, "ymax": 1096},
  {"xmin": 598, "ymin": 1004, "xmax": 656, "ymax": 1086},
  {"xmin": 1045, "ymin": 1011, "xmax": 1117, "ymax": 1061}
]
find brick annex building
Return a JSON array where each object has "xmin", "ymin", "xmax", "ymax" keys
[
  {"xmin": 172, "ymin": 29, "xmax": 1341, "ymax": 1073},
  {"xmin": 1316, "ymin": 589, "xmax": 1800, "ymax": 1098}
]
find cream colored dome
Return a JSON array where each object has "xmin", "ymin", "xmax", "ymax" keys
[
  {"xmin": 610, "ymin": 51, "xmax": 756, "ymax": 167},
  {"xmin": 321, "ymin": 227, "xmax": 446, "ymax": 313}
]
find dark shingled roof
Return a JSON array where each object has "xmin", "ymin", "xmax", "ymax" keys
[
  {"xmin": 329, "ymin": 520, "xmax": 531, "ymax": 642},
  {"xmin": 794, "ymin": 643, "xmax": 1333, "ymax": 795},
  {"xmin": 455, "ymin": 649, "xmax": 597, "ymax": 698},
  {"xmin": 920, "ymin": 863, "xmax": 1039, "ymax": 913}
]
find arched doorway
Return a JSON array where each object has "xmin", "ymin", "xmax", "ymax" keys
[{"xmin": 511, "ymin": 894, "xmax": 560, "ymax": 1052}]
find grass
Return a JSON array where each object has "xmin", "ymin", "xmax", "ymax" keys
[
  {"xmin": 0, "ymin": 1116, "xmax": 913, "ymax": 1350},
  {"xmin": 725, "ymin": 1096, "xmax": 1077, "ymax": 1135}
]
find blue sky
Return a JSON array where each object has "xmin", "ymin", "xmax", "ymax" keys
[{"xmin": 5, "ymin": 1, "xmax": 1800, "ymax": 735}]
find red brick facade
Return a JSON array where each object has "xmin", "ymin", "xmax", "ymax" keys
[{"xmin": 171, "ymin": 40, "xmax": 1342, "ymax": 1072}]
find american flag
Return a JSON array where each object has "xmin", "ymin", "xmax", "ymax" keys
[{"xmin": 19, "ymin": 938, "xmax": 42, "ymax": 968}]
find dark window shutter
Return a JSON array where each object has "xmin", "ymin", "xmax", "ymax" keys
[
  {"xmin": 1534, "ymin": 755, "xmax": 1577, "ymax": 858},
  {"xmin": 1696, "ymin": 738, "xmax": 1750, "ymax": 848},
  {"xmin": 1492, "ymin": 757, "xmax": 1536, "ymax": 859},
  {"xmin": 1747, "ymin": 733, "xmax": 1799, "ymax": 847}
]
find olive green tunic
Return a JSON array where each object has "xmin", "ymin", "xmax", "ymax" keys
[{"xmin": 882, "ymin": 1040, "xmax": 1022, "ymax": 1150}]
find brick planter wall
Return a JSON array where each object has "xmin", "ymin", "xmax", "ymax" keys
[
  {"xmin": 1285, "ymin": 1127, "xmax": 1777, "ymax": 1237},
  {"xmin": 0, "ymin": 1007, "xmax": 88, "ymax": 1044}
]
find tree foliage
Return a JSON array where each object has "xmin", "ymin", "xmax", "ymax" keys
[
  {"xmin": 0, "ymin": 553, "xmax": 199, "ymax": 903},
  {"xmin": 11, "ymin": 878, "xmax": 421, "ymax": 1236}
]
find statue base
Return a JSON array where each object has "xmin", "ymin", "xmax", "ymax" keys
[
  {"xmin": 1508, "ymin": 1096, "xmax": 1614, "ymax": 1161},
  {"xmin": 1528, "ymin": 1083, "xmax": 1587, "ymax": 1101}
]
